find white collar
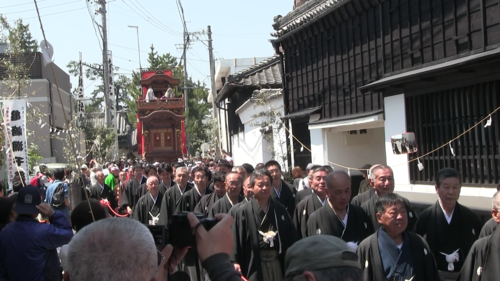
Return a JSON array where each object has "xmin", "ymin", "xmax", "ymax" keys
[
  {"xmin": 194, "ymin": 184, "xmax": 205, "ymax": 197},
  {"xmin": 438, "ymin": 199, "xmax": 455, "ymax": 224},
  {"xmin": 328, "ymin": 200, "xmax": 349, "ymax": 227},
  {"xmin": 98, "ymin": 183, "xmax": 104, "ymax": 190},
  {"xmin": 177, "ymin": 184, "xmax": 186, "ymax": 195},
  {"xmin": 273, "ymin": 181, "xmax": 282, "ymax": 198},
  {"xmin": 149, "ymin": 192, "xmax": 159, "ymax": 204},
  {"xmin": 316, "ymin": 194, "xmax": 327, "ymax": 206},
  {"xmin": 226, "ymin": 193, "xmax": 236, "ymax": 207}
]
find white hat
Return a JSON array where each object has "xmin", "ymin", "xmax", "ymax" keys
[{"xmin": 81, "ymin": 164, "xmax": 88, "ymax": 170}]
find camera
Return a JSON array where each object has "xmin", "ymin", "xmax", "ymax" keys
[{"xmin": 168, "ymin": 212, "xmax": 217, "ymax": 248}]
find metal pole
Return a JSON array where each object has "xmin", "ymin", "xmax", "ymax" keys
[
  {"xmin": 183, "ymin": 31, "xmax": 189, "ymax": 156},
  {"xmin": 128, "ymin": 25, "xmax": 142, "ymax": 71},
  {"xmin": 207, "ymin": 26, "xmax": 221, "ymax": 159},
  {"xmin": 97, "ymin": 0, "xmax": 110, "ymax": 128}
]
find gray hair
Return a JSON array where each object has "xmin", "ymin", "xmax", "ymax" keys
[
  {"xmin": 175, "ymin": 166, "xmax": 188, "ymax": 174},
  {"xmin": 493, "ymin": 191, "xmax": 500, "ymax": 210},
  {"xmin": 308, "ymin": 166, "xmax": 331, "ymax": 180},
  {"xmin": 368, "ymin": 164, "xmax": 393, "ymax": 182},
  {"xmin": 284, "ymin": 266, "xmax": 362, "ymax": 281},
  {"xmin": 66, "ymin": 218, "xmax": 157, "ymax": 281},
  {"xmin": 232, "ymin": 166, "xmax": 245, "ymax": 173}
]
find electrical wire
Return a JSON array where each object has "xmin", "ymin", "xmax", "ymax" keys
[
  {"xmin": 0, "ymin": 0, "xmax": 48, "ymax": 9},
  {"xmin": 130, "ymin": 0, "xmax": 182, "ymax": 35},
  {"xmin": 2, "ymin": 0, "xmax": 82, "ymax": 15},
  {"xmin": 121, "ymin": 0, "xmax": 182, "ymax": 36},
  {"xmin": 6, "ymin": 7, "xmax": 87, "ymax": 21}
]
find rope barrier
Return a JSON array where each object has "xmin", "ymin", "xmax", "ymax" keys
[{"xmin": 99, "ymin": 199, "xmax": 128, "ymax": 217}]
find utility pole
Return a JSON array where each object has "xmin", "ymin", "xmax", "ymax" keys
[
  {"xmin": 183, "ymin": 31, "xmax": 189, "ymax": 156},
  {"xmin": 207, "ymin": 26, "xmax": 221, "ymax": 159},
  {"xmin": 96, "ymin": 0, "xmax": 111, "ymax": 128}
]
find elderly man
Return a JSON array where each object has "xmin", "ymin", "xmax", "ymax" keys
[
  {"xmin": 232, "ymin": 169, "xmax": 298, "ymax": 281},
  {"xmin": 479, "ymin": 190, "xmax": 500, "ymax": 238},
  {"xmin": 414, "ymin": 168, "xmax": 481, "ymax": 280},
  {"xmin": 158, "ymin": 166, "xmax": 192, "ymax": 226},
  {"xmin": 351, "ymin": 164, "xmax": 379, "ymax": 206},
  {"xmin": 65, "ymin": 217, "xmax": 187, "ymax": 281},
  {"xmin": 229, "ymin": 176, "xmax": 254, "ymax": 217},
  {"xmin": 293, "ymin": 166, "xmax": 329, "ymax": 239},
  {"xmin": 88, "ymin": 170, "xmax": 118, "ymax": 214},
  {"xmin": 209, "ymin": 172, "xmax": 244, "ymax": 217},
  {"xmin": 307, "ymin": 171, "xmax": 373, "ymax": 248},
  {"xmin": 360, "ymin": 164, "xmax": 417, "ymax": 231},
  {"xmin": 294, "ymin": 165, "xmax": 321, "ymax": 205},
  {"xmin": 284, "ymin": 235, "xmax": 362, "ymax": 281},
  {"xmin": 104, "ymin": 165, "xmax": 119, "ymax": 191},
  {"xmin": 265, "ymin": 160, "xmax": 296, "ymax": 217},
  {"xmin": 132, "ymin": 176, "xmax": 163, "ymax": 225},
  {"xmin": 357, "ymin": 193, "xmax": 439, "ymax": 281},
  {"xmin": 178, "ymin": 166, "xmax": 213, "ymax": 212},
  {"xmin": 0, "ymin": 186, "xmax": 73, "ymax": 280}
]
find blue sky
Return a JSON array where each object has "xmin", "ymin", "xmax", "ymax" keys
[{"xmin": 1, "ymin": 0, "xmax": 292, "ymax": 94}]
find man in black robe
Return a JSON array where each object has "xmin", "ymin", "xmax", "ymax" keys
[
  {"xmin": 294, "ymin": 165, "xmax": 321, "ymax": 206},
  {"xmin": 132, "ymin": 176, "xmax": 163, "ymax": 225},
  {"xmin": 292, "ymin": 166, "xmax": 329, "ymax": 239},
  {"xmin": 121, "ymin": 164, "xmax": 144, "ymax": 215},
  {"xmin": 351, "ymin": 164, "xmax": 380, "ymax": 206},
  {"xmin": 229, "ymin": 176, "xmax": 254, "ymax": 217},
  {"xmin": 194, "ymin": 172, "xmax": 226, "ymax": 217},
  {"xmin": 414, "ymin": 168, "xmax": 482, "ymax": 280},
  {"xmin": 88, "ymin": 170, "xmax": 118, "ymax": 214},
  {"xmin": 458, "ymin": 220, "xmax": 500, "ymax": 281},
  {"xmin": 157, "ymin": 164, "xmax": 175, "ymax": 195},
  {"xmin": 361, "ymin": 164, "xmax": 417, "ymax": 232},
  {"xmin": 265, "ymin": 160, "xmax": 295, "ymax": 217},
  {"xmin": 232, "ymin": 168, "xmax": 298, "ymax": 281},
  {"xmin": 158, "ymin": 167, "xmax": 192, "ymax": 226},
  {"xmin": 177, "ymin": 166, "xmax": 212, "ymax": 213},
  {"xmin": 209, "ymin": 172, "xmax": 244, "ymax": 217},
  {"xmin": 479, "ymin": 191, "xmax": 500, "ymax": 238},
  {"xmin": 357, "ymin": 193, "xmax": 439, "ymax": 281},
  {"xmin": 307, "ymin": 171, "xmax": 373, "ymax": 248}
]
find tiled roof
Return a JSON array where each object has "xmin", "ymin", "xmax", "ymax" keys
[
  {"xmin": 216, "ymin": 56, "xmax": 282, "ymax": 103},
  {"xmin": 271, "ymin": 0, "xmax": 348, "ymax": 38}
]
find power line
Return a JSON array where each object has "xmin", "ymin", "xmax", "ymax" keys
[
  {"xmin": 0, "ymin": 0, "xmax": 48, "ymax": 9},
  {"xmin": 2, "ymin": 0, "xmax": 82, "ymax": 15},
  {"xmin": 120, "ymin": 0, "xmax": 182, "ymax": 37},
  {"xmin": 7, "ymin": 6, "xmax": 87, "ymax": 21},
  {"xmin": 130, "ymin": 0, "xmax": 182, "ymax": 35}
]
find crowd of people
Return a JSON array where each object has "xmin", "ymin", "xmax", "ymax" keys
[{"xmin": 0, "ymin": 157, "xmax": 498, "ymax": 281}]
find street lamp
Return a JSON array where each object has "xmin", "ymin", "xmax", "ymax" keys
[{"xmin": 127, "ymin": 25, "xmax": 142, "ymax": 72}]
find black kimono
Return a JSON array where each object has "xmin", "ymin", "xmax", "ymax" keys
[
  {"xmin": 132, "ymin": 191, "xmax": 163, "ymax": 225},
  {"xmin": 457, "ymin": 224, "xmax": 500, "ymax": 281},
  {"xmin": 178, "ymin": 186, "xmax": 212, "ymax": 213},
  {"xmin": 351, "ymin": 188, "xmax": 374, "ymax": 206},
  {"xmin": 228, "ymin": 198, "xmax": 250, "ymax": 217},
  {"xmin": 194, "ymin": 193, "xmax": 223, "ymax": 217},
  {"xmin": 158, "ymin": 183, "xmax": 192, "ymax": 226},
  {"xmin": 88, "ymin": 183, "xmax": 118, "ymax": 211},
  {"xmin": 270, "ymin": 180, "xmax": 295, "ymax": 218},
  {"xmin": 232, "ymin": 199, "xmax": 298, "ymax": 281},
  {"xmin": 414, "ymin": 201, "xmax": 481, "ymax": 274},
  {"xmin": 208, "ymin": 194, "xmax": 244, "ymax": 218},
  {"xmin": 292, "ymin": 193, "xmax": 325, "ymax": 238},
  {"xmin": 357, "ymin": 229, "xmax": 440, "ymax": 281},
  {"xmin": 121, "ymin": 179, "xmax": 142, "ymax": 209},
  {"xmin": 294, "ymin": 188, "xmax": 312, "ymax": 206},
  {"xmin": 479, "ymin": 217, "xmax": 497, "ymax": 238},
  {"xmin": 307, "ymin": 203, "xmax": 373, "ymax": 244},
  {"xmin": 361, "ymin": 193, "xmax": 417, "ymax": 232}
]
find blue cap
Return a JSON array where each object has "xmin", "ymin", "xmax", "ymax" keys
[{"xmin": 15, "ymin": 185, "xmax": 41, "ymax": 215}]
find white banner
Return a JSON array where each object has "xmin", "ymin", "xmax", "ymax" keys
[
  {"xmin": 77, "ymin": 52, "xmax": 85, "ymax": 126},
  {"xmin": 107, "ymin": 50, "xmax": 117, "ymax": 130},
  {"xmin": 2, "ymin": 99, "xmax": 29, "ymax": 190}
]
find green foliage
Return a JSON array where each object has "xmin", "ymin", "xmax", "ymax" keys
[
  {"xmin": 185, "ymin": 80, "xmax": 210, "ymax": 154},
  {"xmin": 27, "ymin": 143, "xmax": 42, "ymax": 174}
]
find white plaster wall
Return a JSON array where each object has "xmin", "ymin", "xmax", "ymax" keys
[{"xmin": 326, "ymin": 127, "xmax": 386, "ymax": 176}]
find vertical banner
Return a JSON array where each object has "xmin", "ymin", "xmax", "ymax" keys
[
  {"xmin": 181, "ymin": 121, "xmax": 187, "ymax": 156},
  {"xmin": 2, "ymin": 99, "xmax": 29, "ymax": 190},
  {"xmin": 107, "ymin": 50, "xmax": 117, "ymax": 130},
  {"xmin": 137, "ymin": 113, "xmax": 142, "ymax": 156},
  {"xmin": 77, "ymin": 52, "xmax": 85, "ymax": 126}
]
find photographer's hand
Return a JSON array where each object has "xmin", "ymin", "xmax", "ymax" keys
[
  {"xmin": 154, "ymin": 244, "xmax": 188, "ymax": 280},
  {"xmin": 187, "ymin": 213, "xmax": 234, "ymax": 262}
]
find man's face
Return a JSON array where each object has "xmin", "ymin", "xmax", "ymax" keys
[
  {"xmin": 370, "ymin": 168, "xmax": 394, "ymax": 196},
  {"xmin": 175, "ymin": 168, "xmax": 189, "ymax": 188},
  {"xmin": 226, "ymin": 173, "xmax": 242, "ymax": 198},
  {"xmin": 146, "ymin": 178, "xmax": 159, "ymax": 195},
  {"xmin": 128, "ymin": 167, "xmax": 133, "ymax": 178},
  {"xmin": 160, "ymin": 170, "xmax": 172, "ymax": 184},
  {"xmin": 325, "ymin": 173, "xmax": 351, "ymax": 209},
  {"xmin": 267, "ymin": 165, "xmax": 281, "ymax": 183},
  {"xmin": 311, "ymin": 171, "xmax": 328, "ymax": 197},
  {"xmin": 133, "ymin": 168, "xmax": 142, "ymax": 180},
  {"xmin": 252, "ymin": 176, "xmax": 272, "ymax": 200},
  {"xmin": 376, "ymin": 203, "xmax": 407, "ymax": 235},
  {"xmin": 243, "ymin": 177, "xmax": 254, "ymax": 199},
  {"xmin": 147, "ymin": 168, "xmax": 158, "ymax": 177},
  {"xmin": 435, "ymin": 177, "xmax": 461, "ymax": 206},
  {"xmin": 112, "ymin": 169, "xmax": 119, "ymax": 177},
  {"xmin": 213, "ymin": 181, "xmax": 226, "ymax": 197},
  {"xmin": 96, "ymin": 172, "xmax": 105, "ymax": 185},
  {"xmin": 194, "ymin": 171, "xmax": 208, "ymax": 189},
  {"xmin": 217, "ymin": 165, "xmax": 229, "ymax": 173},
  {"xmin": 118, "ymin": 172, "xmax": 127, "ymax": 182}
]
